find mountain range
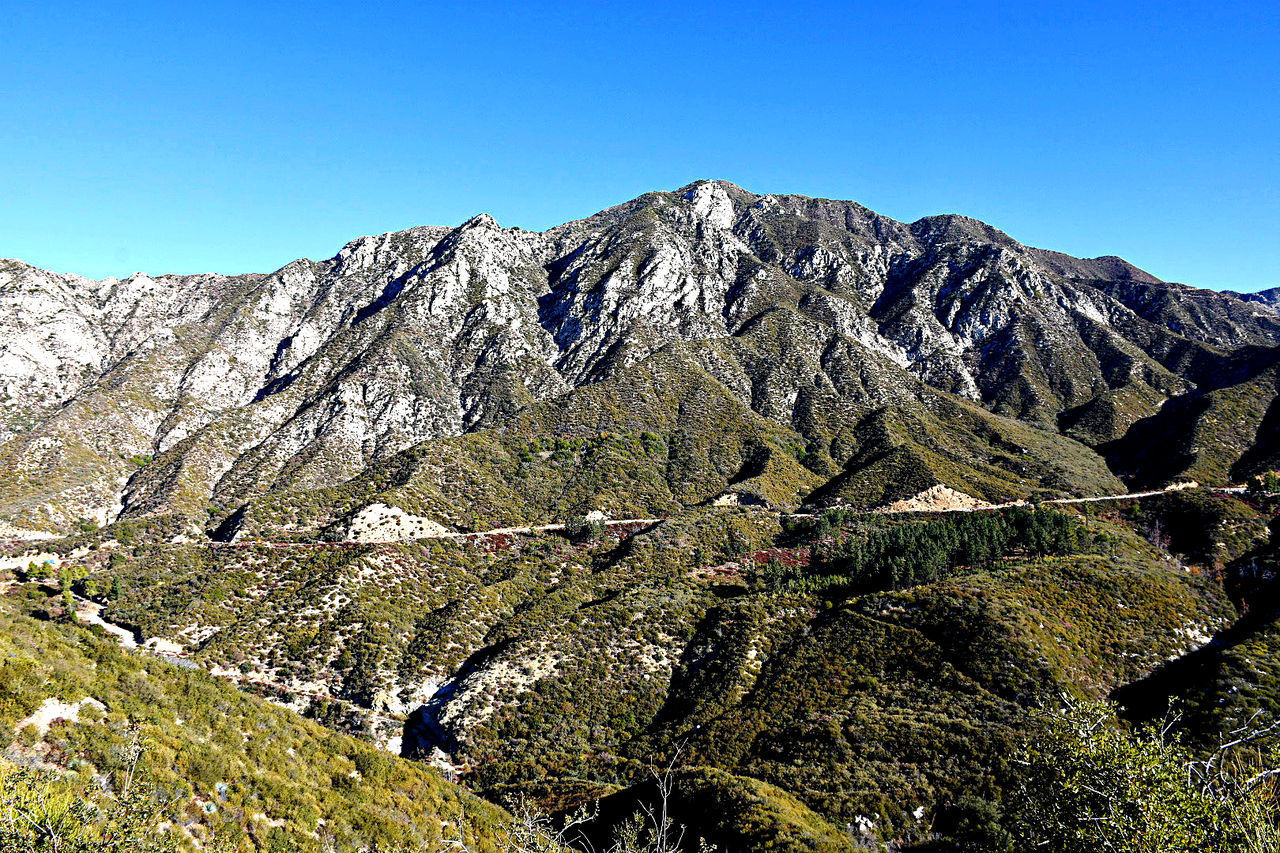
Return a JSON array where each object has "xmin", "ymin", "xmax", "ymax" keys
[{"xmin": 4, "ymin": 179, "xmax": 1279, "ymax": 541}]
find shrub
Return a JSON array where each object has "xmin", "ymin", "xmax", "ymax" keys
[
  {"xmin": 564, "ymin": 515, "xmax": 606, "ymax": 543},
  {"xmin": 1006, "ymin": 701, "xmax": 1280, "ymax": 853},
  {"xmin": 0, "ymin": 760, "xmax": 179, "ymax": 852}
]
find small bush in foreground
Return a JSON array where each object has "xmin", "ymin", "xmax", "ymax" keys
[
  {"xmin": 1006, "ymin": 701, "xmax": 1280, "ymax": 853},
  {"xmin": 0, "ymin": 760, "xmax": 178, "ymax": 852}
]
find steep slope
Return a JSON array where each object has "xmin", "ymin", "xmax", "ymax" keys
[
  {"xmin": 0, "ymin": 584, "xmax": 516, "ymax": 852},
  {"xmin": 1100, "ymin": 346, "xmax": 1280, "ymax": 486},
  {"xmin": 223, "ymin": 338, "xmax": 1123, "ymax": 543}
]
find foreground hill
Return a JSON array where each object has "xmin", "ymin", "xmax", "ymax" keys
[
  {"xmin": 14, "ymin": 489, "xmax": 1273, "ymax": 850},
  {"xmin": 0, "ymin": 577, "xmax": 517, "ymax": 851},
  {"xmin": 4, "ymin": 181, "xmax": 1280, "ymax": 539}
]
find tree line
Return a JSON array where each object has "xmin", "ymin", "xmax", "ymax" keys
[{"xmin": 758, "ymin": 507, "xmax": 1103, "ymax": 594}]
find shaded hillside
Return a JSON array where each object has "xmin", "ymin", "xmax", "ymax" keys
[{"xmin": 1101, "ymin": 347, "xmax": 1280, "ymax": 486}]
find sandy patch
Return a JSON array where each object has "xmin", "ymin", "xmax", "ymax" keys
[
  {"xmin": 877, "ymin": 485, "xmax": 987, "ymax": 513},
  {"xmin": 14, "ymin": 697, "xmax": 105, "ymax": 737}
]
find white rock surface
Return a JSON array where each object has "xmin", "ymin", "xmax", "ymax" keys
[
  {"xmin": 14, "ymin": 697, "xmax": 106, "ymax": 736},
  {"xmin": 344, "ymin": 504, "xmax": 451, "ymax": 542}
]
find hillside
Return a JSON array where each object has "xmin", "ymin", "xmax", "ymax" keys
[
  {"xmin": 0, "ymin": 574, "xmax": 516, "ymax": 851},
  {"xmin": 10, "ymin": 491, "xmax": 1270, "ymax": 850}
]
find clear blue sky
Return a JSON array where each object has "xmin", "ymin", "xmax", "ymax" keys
[{"xmin": 2, "ymin": 1, "xmax": 1276, "ymax": 290}]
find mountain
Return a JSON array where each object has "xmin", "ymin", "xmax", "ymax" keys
[
  {"xmin": 4, "ymin": 180, "xmax": 1279, "ymax": 540},
  {"xmin": 1227, "ymin": 285, "xmax": 1280, "ymax": 308},
  {"xmin": 6, "ymin": 182, "xmax": 1280, "ymax": 851}
]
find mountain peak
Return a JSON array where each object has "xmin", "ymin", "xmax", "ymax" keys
[
  {"xmin": 1027, "ymin": 249, "xmax": 1162, "ymax": 283},
  {"xmin": 681, "ymin": 180, "xmax": 741, "ymax": 228},
  {"xmin": 677, "ymin": 178, "xmax": 749, "ymax": 194},
  {"xmin": 909, "ymin": 214, "xmax": 1021, "ymax": 248},
  {"xmin": 460, "ymin": 212, "xmax": 500, "ymax": 230}
]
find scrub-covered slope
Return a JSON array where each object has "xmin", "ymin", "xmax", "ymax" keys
[
  {"xmin": 53, "ymin": 499, "xmax": 1240, "ymax": 851},
  {"xmin": 0, "ymin": 581, "xmax": 516, "ymax": 852}
]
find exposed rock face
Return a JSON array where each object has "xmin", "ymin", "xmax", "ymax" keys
[
  {"xmin": 343, "ymin": 504, "xmax": 451, "ymax": 543},
  {"xmin": 3, "ymin": 180, "xmax": 1278, "ymax": 534},
  {"xmin": 876, "ymin": 485, "xmax": 987, "ymax": 514}
]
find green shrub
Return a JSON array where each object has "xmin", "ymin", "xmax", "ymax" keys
[
  {"xmin": 1007, "ymin": 702, "xmax": 1280, "ymax": 853},
  {"xmin": 564, "ymin": 515, "xmax": 606, "ymax": 543},
  {"xmin": 0, "ymin": 760, "xmax": 179, "ymax": 852}
]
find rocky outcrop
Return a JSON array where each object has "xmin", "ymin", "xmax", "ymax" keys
[
  {"xmin": 343, "ymin": 504, "xmax": 451, "ymax": 543},
  {"xmin": 876, "ymin": 485, "xmax": 987, "ymax": 513}
]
